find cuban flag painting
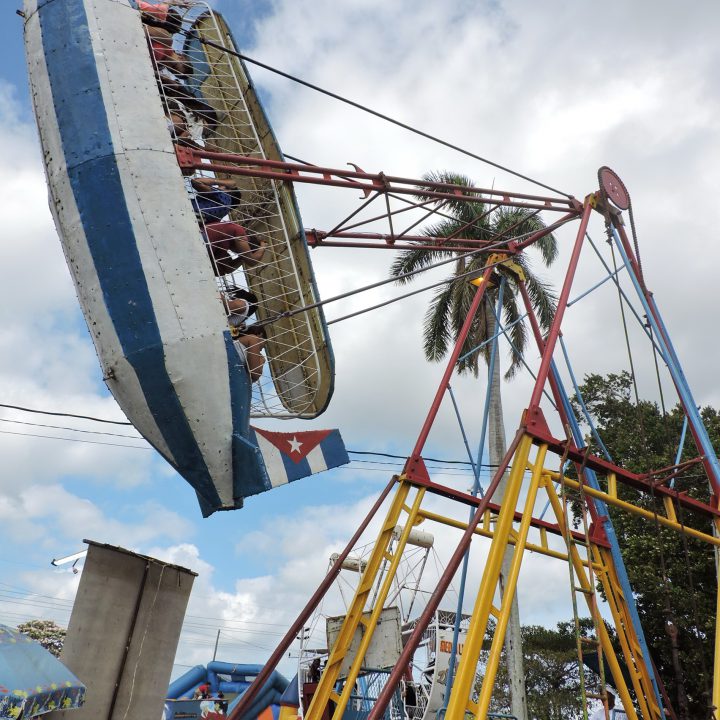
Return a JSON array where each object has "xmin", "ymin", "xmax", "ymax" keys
[{"xmin": 250, "ymin": 428, "xmax": 349, "ymax": 487}]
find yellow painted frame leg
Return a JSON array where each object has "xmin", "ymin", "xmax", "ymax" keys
[
  {"xmin": 596, "ymin": 547, "xmax": 660, "ymax": 719},
  {"xmin": 474, "ymin": 443, "xmax": 548, "ymax": 718},
  {"xmin": 544, "ymin": 479, "xmax": 640, "ymax": 720},
  {"xmin": 445, "ymin": 434, "xmax": 534, "ymax": 720},
  {"xmin": 304, "ymin": 478, "xmax": 425, "ymax": 720}
]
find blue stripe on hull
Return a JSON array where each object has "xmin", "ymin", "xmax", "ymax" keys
[
  {"xmin": 225, "ymin": 333, "xmax": 272, "ymax": 513},
  {"xmin": 37, "ymin": 0, "xmax": 223, "ymax": 510}
]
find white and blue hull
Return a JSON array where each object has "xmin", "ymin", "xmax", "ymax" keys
[{"xmin": 23, "ymin": 0, "xmax": 316, "ymax": 515}]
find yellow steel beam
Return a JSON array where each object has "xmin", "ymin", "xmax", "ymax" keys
[
  {"xmin": 416, "ymin": 506, "xmax": 605, "ymax": 569},
  {"xmin": 596, "ymin": 546, "xmax": 658, "ymax": 720},
  {"xmin": 475, "ymin": 443, "xmax": 547, "ymax": 717},
  {"xmin": 333, "ymin": 486, "xmax": 427, "ymax": 719},
  {"xmin": 305, "ymin": 479, "xmax": 417, "ymax": 720},
  {"xmin": 445, "ymin": 434, "xmax": 534, "ymax": 720},
  {"xmin": 543, "ymin": 470, "xmax": 720, "ymax": 547},
  {"xmin": 543, "ymin": 478, "xmax": 640, "ymax": 720}
]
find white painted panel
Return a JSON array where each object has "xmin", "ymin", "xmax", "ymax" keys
[
  {"xmin": 23, "ymin": 1, "xmax": 174, "ymax": 461},
  {"xmin": 88, "ymin": 0, "xmax": 235, "ymax": 482},
  {"xmin": 326, "ymin": 606, "xmax": 403, "ymax": 678}
]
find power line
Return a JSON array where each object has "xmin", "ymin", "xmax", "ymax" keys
[
  {"xmin": 0, "ymin": 406, "xmax": 498, "ymax": 469},
  {"xmin": 348, "ymin": 450, "xmax": 498, "ymax": 468},
  {"xmin": 0, "ymin": 403, "xmax": 132, "ymax": 426},
  {"xmin": 0, "ymin": 428, "xmax": 150, "ymax": 450},
  {"xmin": 0, "ymin": 417, "xmax": 143, "ymax": 440}
]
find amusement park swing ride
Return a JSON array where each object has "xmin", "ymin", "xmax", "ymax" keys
[{"xmin": 20, "ymin": 0, "xmax": 720, "ymax": 719}]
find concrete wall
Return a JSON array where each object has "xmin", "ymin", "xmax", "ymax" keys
[{"xmin": 50, "ymin": 541, "xmax": 196, "ymax": 720}]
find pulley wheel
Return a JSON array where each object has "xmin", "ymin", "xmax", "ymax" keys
[{"xmin": 598, "ymin": 166, "xmax": 630, "ymax": 210}]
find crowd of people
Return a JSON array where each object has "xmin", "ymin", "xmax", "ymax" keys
[
  {"xmin": 139, "ymin": 0, "xmax": 267, "ymax": 383},
  {"xmin": 193, "ymin": 683, "xmax": 229, "ymax": 716}
]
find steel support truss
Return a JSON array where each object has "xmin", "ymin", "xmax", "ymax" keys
[{"xmin": 218, "ymin": 161, "xmax": 720, "ymax": 720}]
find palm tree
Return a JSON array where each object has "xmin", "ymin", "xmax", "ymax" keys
[{"xmin": 391, "ymin": 171, "xmax": 558, "ymax": 720}]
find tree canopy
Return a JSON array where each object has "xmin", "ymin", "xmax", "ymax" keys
[
  {"xmin": 573, "ymin": 371, "xmax": 717, "ymax": 719},
  {"xmin": 482, "ymin": 619, "xmax": 605, "ymax": 720},
  {"xmin": 16, "ymin": 619, "xmax": 66, "ymax": 657}
]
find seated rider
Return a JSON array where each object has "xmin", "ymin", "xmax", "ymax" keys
[
  {"xmin": 232, "ymin": 325, "xmax": 266, "ymax": 383},
  {"xmin": 223, "ymin": 287, "xmax": 258, "ymax": 325},
  {"xmin": 165, "ymin": 107, "xmax": 192, "ymax": 143},
  {"xmin": 225, "ymin": 289, "xmax": 266, "ymax": 382},
  {"xmin": 204, "ymin": 222, "xmax": 266, "ymax": 276},
  {"xmin": 191, "ymin": 176, "xmax": 243, "ymax": 223},
  {"xmin": 145, "ymin": 25, "xmax": 191, "ymax": 77},
  {"xmin": 138, "ymin": 1, "xmax": 184, "ymax": 33}
]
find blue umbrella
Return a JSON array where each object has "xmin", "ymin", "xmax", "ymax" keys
[{"xmin": 0, "ymin": 625, "xmax": 85, "ymax": 718}]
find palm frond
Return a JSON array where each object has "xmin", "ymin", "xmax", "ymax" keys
[
  {"xmin": 535, "ymin": 230, "xmax": 558, "ymax": 266},
  {"xmin": 521, "ymin": 268, "xmax": 558, "ymax": 332},
  {"xmin": 390, "ymin": 245, "xmax": 455, "ymax": 284},
  {"xmin": 393, "ymin": 170, "xmax": 558, "ymax": 381},
  {"xmin": 416, "ymin": 171, "xmax": 491, "ymax": 232},
  {"xmin": 491, "ymin": 207, "xmax": 554, "ymax": 256},
  {"xmin": 422, "ymin": 283, "xmax": 454, "ymax": 362}
]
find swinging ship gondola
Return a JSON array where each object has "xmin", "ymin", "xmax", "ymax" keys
[{"xmin": 23, "ymin": 0, "xmax": 347, "ymax": 516}]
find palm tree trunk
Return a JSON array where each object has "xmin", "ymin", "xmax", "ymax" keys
[{"xmin": 486, "ymin": 303, "xmax": 528, "ymax": 720}]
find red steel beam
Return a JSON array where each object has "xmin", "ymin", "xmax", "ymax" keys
[
  {"xmin": 408, "ymin": 266, "xmax": 493, "ymax": 460},
  {"xmin": 524, "ymin": 423, "xmax": 720, "ymax": 519},
  {"xmin": 527, "ymin": 200, "xmax": 593, "ymax": 410},
  {"xmin": 175, "ymin": 147, "xmax": 581, "ymax": 214},
  {"xmin": 306, "ymin": 229, "xmax": 498, "ymax": 247},
  {"xmin": 306, "ymin": 212, "xmax": 578, "ymax": 255}
]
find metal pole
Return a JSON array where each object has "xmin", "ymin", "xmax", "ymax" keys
[
  {"xmin": 408, "ymin": 267, "xmax": 493, "ymax": 460},
  {"xmin": 612, "ymin": 222, "xmax": 720, "ymax": 495},
  {"xmin": 212, "ymin": 629, "xmax": 220, "ymax": 661},
  {"xmin": 527, "ymin": 200, "xmax": 592, "ymax": 411}
]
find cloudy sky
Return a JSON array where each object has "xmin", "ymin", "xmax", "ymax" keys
[{"xmin": 1, "ymin": 0, "xmax": 719, "ymax": 682}]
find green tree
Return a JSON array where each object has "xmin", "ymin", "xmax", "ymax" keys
[
  {"xmin": 573, "ymin": 371, "xmax": 717, "ymax": 719},
  {"xmin": 17, "ymin": 619, "xmax": 66, "ymax": 657},
  {"xmin": 482, "ymin": 620, "xmax": 604, "ymax": 720},
  {"xmin": 391, "ymin": 171, "xmax": 559, "ymax": 720}
]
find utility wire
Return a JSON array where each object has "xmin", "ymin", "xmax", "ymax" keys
[
  {"xmin": 0, "ymin": 417, "xmax": 143, "ymax": 440},
  {"xmin": 0, "ymin": 403, "xmax": 132, "ymax": 426},
  {"xmin": 181, "ymin": 29, "xmax": 572, "ymax": 198},
  {"xmin": 348, "ymin": 450, "xmax": 498, "ymax": 467},
  {"xmin": 0, "ymin": 428, "xmax": 150, "ymax": 450},
  {"xmin": 0, "ymin": 405, "xmax": 500, "ymax": 468}
]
